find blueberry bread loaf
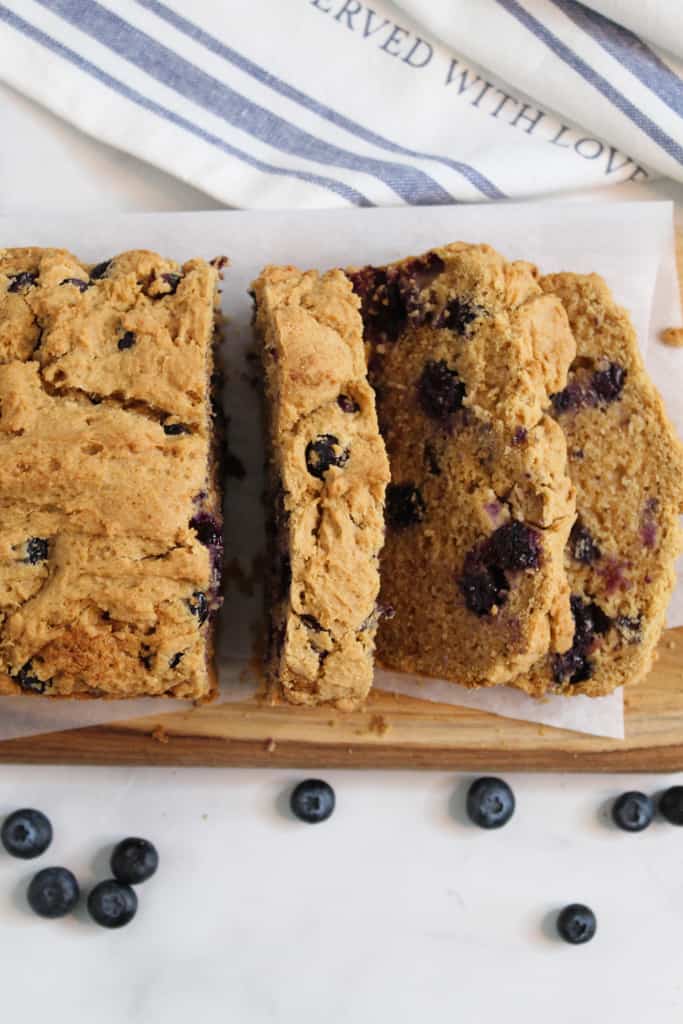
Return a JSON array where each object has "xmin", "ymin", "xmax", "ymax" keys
[
  {"xmin": 0, "ymin": 248, "xmax": 223, "ymax": 699},
  {"xmin": 511, "ymin": 272, "xmax": 683, "ymax": 697},
  {"xmin": 348, "ymin": 243, "xmax": 577, "ymax": 687},
  {"xmin": 253, "ymin": 266, "xmax": 389, "ymax": 710}
]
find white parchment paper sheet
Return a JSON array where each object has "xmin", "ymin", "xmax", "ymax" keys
[{"xmin": 0, "ymin": 202, "xmax": 679, "ymax": 741}]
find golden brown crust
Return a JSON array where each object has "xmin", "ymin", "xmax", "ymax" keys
[
  {"xmin": 0, "ymin": 248, "xmax": 222, "ymax": 699},
  {"xmin": 511, "ymin": 273, "xmax": 683, "ymax": 697},
  {"xmin": 253, "ymin": 266, "xmax": 389, "ymax": 710},
  {"xmin": 354, "ymin": 243, "xmax": 576, "ymax": 687}
]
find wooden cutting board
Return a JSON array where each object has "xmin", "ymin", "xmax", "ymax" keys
[
  {"xmin": 0, "ymin": 230, "xmax": 681, "ymax": 771},
  {"xmin": 0, "ymin": 626, "xmax": 681, "ymax": 770}
]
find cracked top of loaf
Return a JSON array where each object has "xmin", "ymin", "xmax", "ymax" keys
[{"xmin": 0, "ymin": 247, "xmax": 222, "ymax": 699}]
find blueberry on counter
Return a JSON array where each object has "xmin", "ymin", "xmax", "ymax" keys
[
  {"xmin": 2, "ymin": 808, "xmax": 53, "ymax": 859},
  {"xmin": 557, "ymin": 904, "xmax": 597, "ymax": 945},
  {"xmin": 612, "ymin": 791, "xmax": 654, "ymax": 832},
  {"xmin": 111, "ymin": 837, "xmax": 159, "ymax": 885},
  {"xmin": 27, "ymin": 867, "xmax": 80, "ymax": 918},
  {"xmin": 290, "ymin": 779, "xmax": 335, "ymax": 824},
  {"xmin": 88, "ymin": 879, "xmax": 138, "ymax": 928},
  {"xmin": 659, "ymin": 785, "xmax": 683, "ymax": 825},
  {"xmin": 466, "ymin": 777, "xmax": 515, "ymax": 829}
]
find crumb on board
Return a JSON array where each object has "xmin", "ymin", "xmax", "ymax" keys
[
  {"xmin": 264, "ymin": 737, "xmax": 277, "ymax": 753},
  {"xmin": 660, "ymin": 327, "xmax": 683, "ymax": 347},
  {"xmin": 668, "ymin": 639, "xmax": 676, "ymax": 649},
  {"xmin": 151, "ymin": 725, "xmax": 169, "ymax": 745},
  {"xmin": 353, "ymin": 714, "xmax": 390, "ymax": 737},
  {"xmin": 369, "ymin": 714, "xmax": 390, "ymax": 736}
]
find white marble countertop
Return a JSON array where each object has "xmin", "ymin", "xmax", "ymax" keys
[{"xmin": 0, "ymin": 81, "xmax": 682, "ymax": 1024}]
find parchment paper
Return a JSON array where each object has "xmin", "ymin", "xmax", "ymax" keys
[{"xmin": 0, "ymin": 202, "xmax": 679, "ymax": 742}]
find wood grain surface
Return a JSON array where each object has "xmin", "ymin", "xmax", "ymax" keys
[
  {"xmin": 0, "ymin": 627, "xmax": 682, "ymax": 770},
  {"xmin": 1, "ymin": 228, "xmax": 681, "ymax": 771}
]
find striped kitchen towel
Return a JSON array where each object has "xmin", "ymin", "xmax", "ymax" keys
[{"xmin": 0, "ymin": 0, "xmax": 680, "ymax": 208}]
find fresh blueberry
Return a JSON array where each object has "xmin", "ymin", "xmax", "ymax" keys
[
  {"xmin": 89, "ymin": 259, "xmax": 112, "ymax": 281},
  {"xmin": 488, "ymin": 521, "xmax": 541, "ymax": 572},
  {"xmin": 556, "ymin": 904, "xmax": 597, "ymax": 945},
  {"xmin": 188, "ymin": 590, "xmax": 208, "ymax": 625},
  {"xmin": 117, "ymin": 331, "xmax": 136, "ymax": 351},
  {"xmin": 111, "ymin": 837, "xmax": 159, "ymax": 885},
  {"xmin": 305, "ymin": 434, "xmax": 349, "ymax": 479},
  {"xmin": 25, "ymin": 537, "xmax": 49, "ymax": 564},
  {"xmin": 169, "ymin": 652, "xmax": 184, "ymax": 669},
  {"xmin": 659, "ymin": 785, "xmax": 683, "ymax": 826},
  {"xmin": 163, "ymin": 422, "xmax": 190, "ymax": 436},
  {"xmin": 592, "ymin": 363, "xmax": 626, "ymax": 403},
  {"xmin": 290, "ymin": 779, "xmax": 335, "ymax": 824},
  {"xmin": 7, "ymin": 271, "xmax": 38, "ymax": 293},
  {"xmin": 612, "ymin": 791, "xmax": 654, "ymax": 832},
  {"xmin": 87, "ymin": 879, "xmax": 138, "ymax": 928},
  {"xmin": 385, "ymin": 482, "xmax": 426, "ymax": 529},
  {"xmin": 417, "ymin": 359, "xmax": 466, "ymax": 419},
  {"xmin": 27, "ymin": 867, "xmax": 80, "ymax": 918},
  {"xmin": 59, "ymin": 277, "xmax": 90, "ymax": 292},
  {"xmin": 570, "ymin": 521, "xmax": 601, "ymax": 564},
  {"xmin": 2, "ymin": 808, "xmax": 52, "ymax": 859},
  {"xmin": 337, "ymin": 394, "xmax": 360, "ymax": 413},
  {"xmin": 466, "ymin": 777, "xmax": 515, "ymax": 829}
]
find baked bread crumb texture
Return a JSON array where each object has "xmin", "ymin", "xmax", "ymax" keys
[
  {"xmin": 255, "ymin": 243, "xmax": 682, "ymax": 706},
  {"xmin": 0, "ymin": 248, "xmax": 223, "ymax": 700},
  {"xmin": 2, "ymin": 241, "xmax": 681, "ymax": 707}
]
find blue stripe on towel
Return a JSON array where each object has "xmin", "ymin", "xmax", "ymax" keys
[
  {"xmin": 549, "ymin": 0, "xmax": 683, "ymax": 119},
  {"xmin": 0, "ymin": 4, "xmax": 373, "ymax": 206},
  {"xmin": 496, "ymin": 0, "xmax": 683, "ymax": 165},
  {"xmin": 136, "ymin": 0, "xmax": 506, "ymax": 200},
  {"xmin": 37, "ymin": 0, "xmax": 457, "ymax": 205}
]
